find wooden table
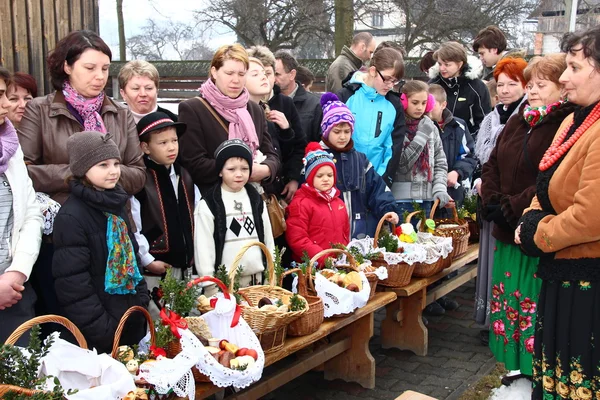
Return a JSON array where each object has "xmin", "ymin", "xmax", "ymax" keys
[
  {"xmin": 380, "ymin": 244, "xmax": 479, "ymax": 356},
  {"xmin": 189, "ymin": 291, "xmax": 397, "ymax": 399}
]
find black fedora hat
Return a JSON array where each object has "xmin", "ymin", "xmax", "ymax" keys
[{"xmin": 137, "ymin": 111, "xmax": 186, "ymax": 138}]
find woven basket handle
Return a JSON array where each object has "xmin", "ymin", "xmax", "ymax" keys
[
  {"xmin": 187, "ymin": 276, "xmax": 232, "ymax": 300},
  {"xmin": 5, "ymin": 315, "xmax": 88, "ymax": 349},
  {"xmin": 430, "ymin": 199, "xmax": 459, "ymax": 222},
  {"xmin": 374, "ymin": 212, "xmax": 397, "ymax": 247},
  {"xmin": 279, "ymin": 268, "xmax": 308, "ymax": 297},
  {"xmin": 429, "ymin": 199, "xmax": 440, "ymax": 220},
  {"xmin": 405, "ymin": 210, "xmax": 427, "ymax": 232},
  {"xmin": 111, "ymin": 306, "xmax": 155, "ymax": 358},
  {"xmin": 307, "ymin": 248, "xmax": 357, "ymax": 293},
  {"xmin": 228, "ymin": 241, "xmax": 274, "ymax": 292}
]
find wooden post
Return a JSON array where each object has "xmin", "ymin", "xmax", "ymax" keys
[
  {"xmin": 565, "ymin": 0, "xmax": 579, "ymax": 33},
  {"xmin": 380, "ymin": 288, "xmax": 428, "ymax": 356},
  {"xmin": 334, "ymin": 0, "xmax": 354, "ymax": 56},
  {"xmin": 116, "ymin": 0, "xmax": 126, "ymax": 61}
]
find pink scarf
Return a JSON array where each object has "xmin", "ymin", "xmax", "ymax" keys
[
  {"xmin": 0, "ymin": 119, "xmax": 20, "ymax": 175},
  {"xmin": 62, "ymin": 81, "xmax": 107, "ymax": 133},
  {"xmin": 304, "ymin": 183, "xmax": 338, "ymax": 204},
  {"xmin": 199, "ymin": 79, "xmax": 259, "ymax": 155}
]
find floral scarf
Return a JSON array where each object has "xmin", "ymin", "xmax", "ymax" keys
[
  {"xmin": 62, "ymin": 80, "xmax": 107, "ymax": 133},
  {"xmin": 523, "ymin": 100, "xmax": 564, "ymax": 127},
  {"xmin": 200, "ymin": 79, "xmax": 259, "ymax": 155},
  {"xmin": 404, "ymin": 117, "xmax": 432, "ymax": 182},
  {"xmin": 104, "ymin": 212, "xmax": 143, "ymax": 294},
  {"xmin": 0, "ymin": 120, "xmax": 20, "ymax": 175}
]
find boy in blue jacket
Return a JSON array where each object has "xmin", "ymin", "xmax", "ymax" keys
[{"xmin": 319, "ymin": 93, "xmax": 399, "ymax": 239}]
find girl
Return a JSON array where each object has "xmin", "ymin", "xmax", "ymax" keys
[
  {"xmin": 393, "ymin": 80, "xmax": 450, "ymax": 218},
  {"xmin": 52, "ymin": 131, "xmax": 149, "ymax": 353},
  {"xmin": 286, "ymin": 143, "xmax": 350, "ymax": 263}
]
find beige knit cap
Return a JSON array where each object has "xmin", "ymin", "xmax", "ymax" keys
[{"xmin": 67, "ymin": 131, "xmax": 121, "ymax": 177}]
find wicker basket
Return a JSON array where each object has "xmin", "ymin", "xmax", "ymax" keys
[
  {"xmin": 467, "ymin": 217, "xmax": 480, "ymax": 243},
  {"xmin": 231, "ymin": 241, "xmax": 308, "ymax": 353},
  {"xmin": 372, "ymin": 212, "xmax": 417, "ymax": 287},
  {"xmin": 430, "ymin": 200, "xmax": 470, "ymax": 259},
  {"xmin": 404, "ymin": 211, "xmax": 453, "ymax": 278},
  {"xmin": 280, "ymin": 268, "xmax": 324, "ymax": 336},
  {"xmin": 0, "ymin": 315, "xmax": 88, "ymax": 398}
]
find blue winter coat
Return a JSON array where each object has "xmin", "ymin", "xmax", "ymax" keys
[
  {"xmin": 321, "ymin": 141, "xmax": 399, "ymax": 239},
  {"xmin": 337, "ymin": 72, "xmax": 406, "ymax": 184}
]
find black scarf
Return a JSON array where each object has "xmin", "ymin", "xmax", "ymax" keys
[{"xmin": 497, "ymin": 97, "xmax": 524, "ymax": 124}]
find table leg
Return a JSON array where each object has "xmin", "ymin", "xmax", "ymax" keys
[
  {"xmin": 324, "ymin": 313, "xmax": 375, "ymax": 389},
  {"xmin": 380, "ymin": 288, "xmax": 428, "ymax": 356}
]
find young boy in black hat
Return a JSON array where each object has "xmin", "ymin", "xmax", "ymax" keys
[{"xmin": 131, "ymin": 111, "xmax": 200, "ymax": 316}]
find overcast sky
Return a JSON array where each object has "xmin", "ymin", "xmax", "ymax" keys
[{"xmin": 98, "ymin": 0, "xmax": 236, "ymax": 60}]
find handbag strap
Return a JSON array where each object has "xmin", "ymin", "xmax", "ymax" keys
[{"xmin": 196, "ymin": 96, "xmax": 228, "ymax": 134}]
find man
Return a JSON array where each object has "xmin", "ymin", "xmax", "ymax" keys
[
  {"xmin": 473, "ymin": 26, "xmax": 525, "ymax": 81},
  {"xmin": 274, "ymin": 51, "xmax": 323, "ymax": 143},
  {"xmin": 325, "ymin": 32, "xmax": 376, "ymax": 93}
]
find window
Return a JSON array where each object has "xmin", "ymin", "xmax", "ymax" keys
[{"xmin": 372, "ymin": 11, "xmax": 384, "ymax": 27}]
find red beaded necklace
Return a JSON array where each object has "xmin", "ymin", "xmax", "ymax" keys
[{"xmin": 539, "ymin": 102, "xmax": 600, "ymax": 171}]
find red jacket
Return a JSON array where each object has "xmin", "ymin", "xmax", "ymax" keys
[{"xmin": 285, "ymin": 184, "xmax": 350, "ymax": 264}]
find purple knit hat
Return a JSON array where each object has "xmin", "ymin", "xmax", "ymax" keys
[{"xmin": 320, "ymin": 92, "xmax": 355, "ymax": 140}]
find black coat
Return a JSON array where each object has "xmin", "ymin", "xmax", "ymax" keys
[
  {"xmin": 52, "ymin": 181, "xmax": 149, "ymax": 353},
  {"xmin": 292, "ymin": 83, "xmax": 323, "ymax": 143}
]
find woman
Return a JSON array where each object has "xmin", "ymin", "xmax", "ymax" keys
[
  {"xmin": 245, "ymin": 48, "xmax": 306, "ymax": 203},
  {"xmin": 17, "ymin": 30, "xmax": 146, "ymax": 204},
  {"xmin": 178, "ymin": 44, "xmax": 279, "ymax": 195},
  {"xmin": 429, "ymin": 41, "xmax": 491, "ymax": 136},
  {"xmin": 473, "ymin": 58, "xmax": 528, "ymax": 340},
  {"xmin": 118, "ymin": 59, "xmax": 177, "ymax": 123},
  {"xmin": 517, "ymin": 27, "xmax": 600, "ymax": 400},
  {"xmin": 482, "ymin": 54, "xmax": 575, "ymax": 385},
  {"xmin": 6, "ymin": 72, "xmax": 37, "ymax": 128},
  {"xmin": 0, "ymin": 67, "xmax": 43, "ymax": 346},
  {"xmin": 337, "ymin": 47, "xmax": 406, "ymax": 184}
]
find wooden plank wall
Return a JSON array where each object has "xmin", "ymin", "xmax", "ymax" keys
[{"xmin": 0, "ymin": 0, "xmax": 99, "ymax": 95}]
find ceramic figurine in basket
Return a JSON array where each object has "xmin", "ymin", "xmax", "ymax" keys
[
  {"xmin": 285, "ymin": 143, "xmax": 350, "ymax": 264},
  {"xmin": 130, "ymin": 112, "xmax": 201, "ymax": 319},
  {"xmin": 52, "ymin": 132, "xmax": 149, "ymax": 353},
  {"xmin": 318, "ymin": 92, "xmax": 399, "ymax": 238},
  {"xmin": 195, "ymin": 139, "xmax": 274, "ymax": 296}
]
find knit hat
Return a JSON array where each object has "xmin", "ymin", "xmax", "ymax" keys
[
  {"xmin": 214, "ymin": 139, "xmax": 253, "ymax": 176},
  {"xmin": 320, "ymin": 92, "xmax": 355, "ymax": 140},
  {"xmin": 137, "ymin": 111, "xmax": 186, "ymax": 138},
  {"xmin": 67, "ymin": 131, "xmax": 121, "ymax": 178},
  {"xmin": 303, "ymin": 142, "xmax": 336, "ymax": 186}
]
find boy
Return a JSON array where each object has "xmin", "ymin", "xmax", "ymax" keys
[
  {"xmin": 428, "ymin": 84, "xmax": 477, "ymax": 208},
  {"xmin": 195, "ymin": 139, "xmax": 274, "ymax": 296},
  {"xmin": 131, "ymin": 112, "xmax": 199, "ymax": 315}
]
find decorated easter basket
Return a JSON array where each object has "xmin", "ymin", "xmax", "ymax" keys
[
  {"xmin": 430, "ymin": 200, "xmax": 470, "ymax": 259},
  {"xmin": 404, "ymin": 211, "xmax": 454, "ymax": 277},
  {"xmin": 280, "ymin": 267, "xmax": 325, "ymax": 336}
]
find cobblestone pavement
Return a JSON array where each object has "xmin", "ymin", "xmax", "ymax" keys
[{"xmin": 267, "ymin": 277, "xmax": 495, "ymax": 400}]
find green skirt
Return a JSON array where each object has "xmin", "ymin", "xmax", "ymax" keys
[{"xmin": 489, "ymin": 241, "xmax": 541, "ymax": 375}]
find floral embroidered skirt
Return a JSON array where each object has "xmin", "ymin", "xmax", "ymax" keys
[
  {"xmin": 489, "ymin": 241, "xmax": 541, "ymax": 375},
  {"xmin": 532, "ymin": 278, "xmax": 600, "ymax": 400}
]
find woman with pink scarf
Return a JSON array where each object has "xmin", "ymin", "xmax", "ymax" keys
[{"xmin": 178, "ymin": 44, "xmax": 279, "ymax": 195}]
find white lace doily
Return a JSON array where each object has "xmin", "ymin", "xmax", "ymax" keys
[
  {"xmin": 315, "ymin": 272, "xmax": 370, "ymax": 318},
  {"xmin": 410, "ymin": 233, "xmax": 453, "ymax": 264},
  {"xmin": 138, "ymin": 353, "xmax": 195, "ymax": 400},
  {"xmin": 36, "ymin": 192, "xmax": 61, "ymax": 235},
  {"xmin": 347, "ymin": 237, "xmax": 427, "ymax": 266}
]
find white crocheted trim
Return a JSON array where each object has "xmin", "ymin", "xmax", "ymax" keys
[
  {"xmin": 404, "ymin": 233, "xmax": 453, "ymax": 264},
  {"xmin": 347, "ymin": 237, "xmax": 427, "ymax": 266},
  {"xmin": 36, "ymin": 192, "xmax": 61, "ymax": 235}
]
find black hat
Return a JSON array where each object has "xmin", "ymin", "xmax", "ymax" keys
[
  {"xmin": 214, "ymin": 139, "xmax": 253, "ymax": 176},
  {"xmin": 137, "ymin": 112, "xmax": 186, "ymax": 138}
]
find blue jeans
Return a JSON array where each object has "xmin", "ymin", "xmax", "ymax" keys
[{"xmin": 396, "ymin": 200, "xmax": 434, "ymax": 230}]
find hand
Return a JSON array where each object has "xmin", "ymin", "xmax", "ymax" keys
[
  {"xmin": 447, "ymin": 171, "xmax": 459, "ymax": 188},
  {"xmin": 475, "ymin": 180, "xmax": 482, "ymax": 196},
  {"xmin": 266, "ymin": 110, "xmax": 290, "ymax": 130},
  {"xmin": 433, "ymin": 191, "xmax": 453, "ymax": 207},
  {"xmin": 0, "ymin": 272, "xmax": 26, "ymax": 310},
  {"xmin": 385, "ymin": 212, "xmax": 399, "ymax": 225},
  {"xmin": 146, "ymin": 260, "xmax": 171, "ymax": 275},
  {"xmin": 250, "ymin": 163, "xmax": 271, "ymax": 182},
  {"xmin": 417, "ymin": 117, "xmax": 436, "ymax": 137},
  {"xmin": 281, "ymin": 180, "xmax": 299, "ymax": 204},
  {"xmin": 515, "ymin": 224, "xmax": 522, "ymax": 245}
]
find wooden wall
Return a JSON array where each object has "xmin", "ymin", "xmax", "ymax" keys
[{"xmin": 0, "ymin": 0, "xmax": 99, "ymax": 95}]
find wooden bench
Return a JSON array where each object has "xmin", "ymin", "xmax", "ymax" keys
[
  {"xmin": 186, "ymin": 291, "xmax": 397, "ymax": 399},
  {"xmin": 380, "ymin": 244, "xmax": 479, "ymax": 356}
]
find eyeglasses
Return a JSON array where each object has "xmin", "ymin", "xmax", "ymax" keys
[{"xmin": 376, "ymin": 69, "xmax": 399, "ymax": 86}]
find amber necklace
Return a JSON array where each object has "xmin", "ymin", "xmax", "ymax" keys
[{"xmin": 539, "ymin": 102, "xmax": 600, "ymax": 171}]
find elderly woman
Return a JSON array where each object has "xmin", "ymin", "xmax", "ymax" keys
[
  {"xmin": 482, "ymin": 54, "xmax": 576, "ymax": 385},
  {"xmin": 118, "ymin": 59, "xmax": 177, "ymax": 123},
  {"xmin": 18, "ymin": 30, "xmax": 145, "ymax": 204},
  {"xmin": 178, "ymin": 44, "xmax": 279, "ymax": 195},
  {"xmin": 517, "ymin": 27, "xmax": 600, "ymax": 399},
  {"xmin": 6, "ymin": 72, "xmax": 37, "ymax": 128},
  {"xmin": 473, "ymin": 57, "xmax": 528, "ymax": 340}
]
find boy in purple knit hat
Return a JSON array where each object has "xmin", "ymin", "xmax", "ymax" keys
[{"xmin": 318, "ymin": 92, "xmax": 399, "ymax": 238}]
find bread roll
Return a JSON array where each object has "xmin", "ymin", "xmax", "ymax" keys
[{"xmin": 343, "ymin": 271, "xmax": 362, "ymax": 291}]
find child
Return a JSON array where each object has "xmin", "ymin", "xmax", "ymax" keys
[
  {"xmin": 319, "ymin": 93, "xmax": 399, "ymax": 239},
  {"xmin": 195, "ymin": 139, "xmax": 274, "ymax": 296},
  {"xmin": 393, "ymin": 80, "xmax": 451, "ymax": 218},
  {"xmin": 131, "ymin": 112, "xmax": 200, "ymax": 316},
  {"xmin": 52, "ymin": 131, "xmax": 149, "ymax": 353},
  {"xmin": 428, "ymin": 84, "xmax": 477, "ymax": 208},
  {"xmin": 286, "ymin": 143, "xmax": 350, "ymax": 262}
]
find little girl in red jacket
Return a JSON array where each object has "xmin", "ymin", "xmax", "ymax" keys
[{"xmin": 285, "ymin": 142, "xmax": 350, "ymax": 263}]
